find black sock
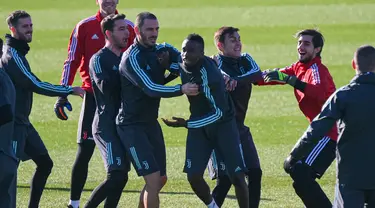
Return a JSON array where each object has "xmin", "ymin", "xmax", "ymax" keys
[
  {"xmin": 212, "ymin": 175, "xmax": 232, "ymax": 207},
  {"xmin": 84, "ymin": 171, "xmax": 128, "ymax": 208},
  {"xmin": 28, "ymin": 154, "xmax": 53, "ymax": 208},
  {"xmin": 70, "ymin": 142, "xmax": 95, "ymax": 200}
]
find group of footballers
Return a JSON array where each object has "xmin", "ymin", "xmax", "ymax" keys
[{"xmin": 1, "ymin": 0, "xmax": 375, "ymax": 208}]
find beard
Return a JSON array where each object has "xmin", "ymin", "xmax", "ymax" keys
[{"xmin": 139, "ymin": 31, "xmax": 157, "ymax": 47}]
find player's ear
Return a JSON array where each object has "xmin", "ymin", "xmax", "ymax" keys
[
  {"xmin": 217, "ymin": 42, "xmax": 224, "ymax": 52},
  {"xmin": 105, "ymin": 30, "xmax": 111, "ymax": 39},
  {"xmin": 351, "ymin": 59, "xmax": 356, "ymax": 70},
  {"xmin": 314, "ymin": 47, "xmax": 321, "ymax": 55},
  {"xmin": 134, "ymin": 26, "xmax": 140, "ymax": 36}
]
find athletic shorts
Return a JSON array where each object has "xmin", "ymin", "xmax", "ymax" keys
[
  {"xmin": 77, "ymin": 92, "xmax": 96, "ymax": 144},
  {"xmin": 93, "ymin": 128, "xmax": 130, "ymax": 173},
  {"xmin": 12, "ymin": 123, "xmax": 48, "ymax": 161},
  {"xmin": 208, "ymin": 125, "xmax": 260, "ymax": 179},
  {"xmin": 184, "ymin": 119, "xmax": 246, "ymax": 177},
  {"xmin": 117, "ymin": 120, "xmax": 166, "ymax": 177}
]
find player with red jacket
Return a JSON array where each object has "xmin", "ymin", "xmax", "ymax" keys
[
  {"xmin": 53, "ymin": 1, "xmax": 135, "ymax": 208},
  {"xmin": 259, "ymin": 29, "xmax": 337, "ymax": 208}
]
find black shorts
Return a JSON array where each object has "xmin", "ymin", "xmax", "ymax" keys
[
  {"xmin": 208, "ymin": 125, "xmax": 260, "ymax": 179},
  {"xmin": 13, "ymin": 123, "xmax": 48, "ymax": 161},
  {"xmin": 117, "ymin": 121, "xmax": 166, "ymax": 177},
  {"xmin": 184, "ymin": 119, "xmax": 246, "ymax": 177},
  {"xmin": 300, "ymin": 136, "xmax": 336, "ymax": 178},
  {"xmin": 77, "ymin": 92, "xmax": 96, "ymax": 144},
  {"xmin": 93, "ymin": 129, "xmax": 130, "ymax": 173},
  {"xmin": 0, "ymin": 152, "xmax": 17, "ymax": 208}
]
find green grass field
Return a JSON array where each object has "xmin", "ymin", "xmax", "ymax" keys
[{"xmin": 1, "ymin": 0, "xmax": 375, "ymax": 207}]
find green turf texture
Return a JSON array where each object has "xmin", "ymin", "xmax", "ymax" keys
[{"xmin": 1, "ymin": 0, "xmax": 374, "ymax": 207}]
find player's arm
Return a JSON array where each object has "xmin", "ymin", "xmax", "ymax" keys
[
  {"xmin": 60, "ymin": 24, "xmax": 84, "ymax": 86},
  {"xmin": 233, "ymin": 53, "xmax": 263, "ymax": 84},
  {"xmin": 54, "ymin": 24, "xmax": 85, "ymax": 120},
  {"xmin": 289, "ymin": 90, "xmax": 344, "ymax": 160},
  {"xmin": 89, "ymin": 55, "xmax": 112, "ymax": 94},
  {"xmin": 302, "ymin": 66, "xmax": 335, "ymax": 104},
  {"xmin": 255, "ymin": 64, "xmax": 296, "ymax": 86},
  {"xmin": 7, "ymin": 55, "xmax": 74, "ymax": 97},
  {"xmin": 0, "ymin": 83, "xmax": 13, "ymax": 126},
  {"xmin": 120, "ymin": 53, "xmax": 183, "ymax": 98},
  {"xmin": 186, "ymin": 71, "xmax": 224, "ymax": 128}
]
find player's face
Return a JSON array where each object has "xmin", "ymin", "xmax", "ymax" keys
[
  {"xmin": 110, "ymin": 19, "xmax": 129, "ymax": 49},
  {"xmin": 139, "ymin": 19, "xmax": 159, "ymax": 47},
  {"xmin": 181, "ymin": 39, "xmax": 204, "ymax": 67},
  {"xmin": 12, "ymin": 17, "xmax": 33, "ymax": 43},
  {"xmin": 297, "ymin": 35, "xmax": 320, "ymax": 63},
  {"xmin": 222, "ymin": 32, "xmax": 242, "ymax": 58},
  {"xmin": 97, "ymin": 0, "xmax": 118, "ymax": 16}
]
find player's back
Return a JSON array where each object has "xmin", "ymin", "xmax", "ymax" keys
[
  {"xmin": 335, "ymin": 72, "xmax": 375, "ymax": 189},
  {"xmin": 89, "ymin": 47, "xmax": 122, "ymax": 133}
]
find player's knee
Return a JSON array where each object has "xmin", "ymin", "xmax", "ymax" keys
[
  {"xmin": 229, "ymin": 172, "xmax": 247, "ymax": 187},
  {"xmin": 144, "ymin": 172, "xmax": 163, "ymax": 192},
  {"xmin": 187, "ymin": 173, "xmax": 204, "ymax": 185},
  {"xmin": 107, "ymin": 170, "xmax": 128, "ymax": 189},
  {"xmin": 289, "ymin": 163, "xmax": 314, "ymax": 183},
  {"xmin": 36, "ymin": 154, "xmax": 54, "ymax": 175},
  {"xmin": 246, "ymin": 168, "xmax": 262, "ymax": 183},
  {"xmin": 160, "ymin": 175, "xmax": 167, "ymax": 189}
]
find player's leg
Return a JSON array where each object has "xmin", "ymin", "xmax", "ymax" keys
[
  {"xmin": 184, "ymin": 128, "xmax": 216, "ymax": 207},
  {"xmin": 211, "ymin": 150, "xmax": 232, "ymax": 207},
  {"xmin": 287, "ymin": 136, "xmax": 335, "ymax": 208},
  {"xmin": 84, "ymin": 132, "xmax": 129, "ymax": 208},
  {"xmin": 137, "ymin": 121, "xmax": 168, "ymax": 208},
  {"xmin": 0, "ymin": 153, "xmax": 18, "ymax": 208},
  {"xmin": 214, "ymin": 119, "xmax": 249, "ymax": 208},
  {"xmin": 333, "ymin": 183, "xmax": 365, "ymax": 208},
  {"xmin": 117, "ymin": 124, "xmax": 163, "ymax": 208},
  {"xmin": 24, "ymin": 124, "xmax": 53, "ymax": 208},
  {"xmin": 240, "ymin": 126, "xmax": 262, "ymax": 208},
  {"xmin": 69, "ymin": 92, "xmax": 96, "ymax": 208}
]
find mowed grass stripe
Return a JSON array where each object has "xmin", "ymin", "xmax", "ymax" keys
[
  {"xmin": 1, "ymin": 0, "xmax": 374, "ymax": 10},
  {"xmin": 1, "ymin": 4, "xmax": 375, "ymax": 30}
]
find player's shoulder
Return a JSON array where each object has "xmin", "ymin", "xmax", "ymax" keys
[
  {"xmin": 122, "ymin": 44, "xmax": 142, "ymax": 63},
  {"xmin": 125, "ymin": 19, "xmax": 135, "ymax": 28},
  {"xmin": 76, "ymin": 15, "xmax": 97, "ymax": 28},
  {"xmin": 156, "ymin": 42, "xmax": 179, "ymax": 53}
]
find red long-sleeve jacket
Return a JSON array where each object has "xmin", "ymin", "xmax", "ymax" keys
[
  {"xmin": 60, "ymin": 11, "xmax": 135, "ymax": 93},
  {"xmin": 259, "ymin": 57, "xmax": 338, "ymax": 141}
]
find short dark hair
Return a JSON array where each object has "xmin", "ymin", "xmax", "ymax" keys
[
  {"xmin": 186, "ymin": 33, "xmax": 205, "ymax": 51},
  {"xmin": 135, "ymin": 12, "xmax": 157, "ymax": 28},
  {"xmin": 101, "ymin": 13, "xmax": 126, "ymax": 38},
  {"xmin": 354, "ymin": 45, "xmax": 375, "ymax": 73},
  {"xmin": 214, "ymin": 26, "xmax": 239, "ymax": 45},
  {"xmin": 295, "ymin": 29, "xmax": 324, "ymax": 57},
  {"xmin": 6, "ymin": 10, "xmax": 31, "ymax": 27}
]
